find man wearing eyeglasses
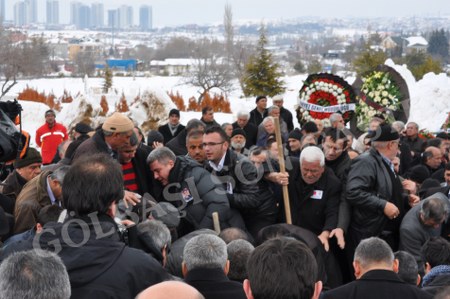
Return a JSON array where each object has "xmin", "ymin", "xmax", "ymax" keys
[{"xmin": 203, "ymin": 126, "xmax": 277, "ymax": 238}]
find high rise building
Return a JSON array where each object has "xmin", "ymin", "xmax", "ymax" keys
[
  {"xmin": 139, "ymin": 5, "xmax": 152, "ymax": 31},
  {"xmin": 70, "ymin": 2, "xmax": 81, "ymax": 26},
  {"xmin": 78, "ymin": 5, "xmax": 91, "ymax": 29},
  {"xmin": 107, "ymin": 9, "xmax": 118, "ymax": 29},
  {"xmin": 0, "ymin": 0, "xmax": 5, "ymax": 22},
  {"xmin": 28, "ymin": 0, "xmax": 38, "ymax": 23},
  {"xmin": 13, "ymin": 0, "xmax": 38, "ymax": 26},
  {"xmin": 14, "ymin": 1, "xmax": 28, "ymax": 26},
  {"xmin": 117, "ymin": 5, "xmax": 133, "ymax": 30},
  {"xmin": 46, "ymin": 0, "xmax": 59, "ymax": 25},
  {"xmin": 91, "ymin": 3, "xmax": 104, "ymax": 29}
]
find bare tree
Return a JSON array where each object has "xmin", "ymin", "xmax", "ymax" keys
[
  {"xmin": 183, "ymin": 39, "xmax": 233, "ymax": 102},
  {"xmin": 0, "ymin": 28, "xmax": 21, "ymax": 98},
  {"xmin": 74, "ymin": 50, "xmax": 96, "ymax": 76},
  {"xmin": 222, "ymin": 3, "xmax": 254, "ymax": 92},
  {"xmin": 224, "ymin": 2, "xmax": 234, "ymax": 62}
]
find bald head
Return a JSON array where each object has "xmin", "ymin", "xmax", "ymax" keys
[{"xmin": 137, "ymin": 281, "xmax": 204, "ymax": 299}]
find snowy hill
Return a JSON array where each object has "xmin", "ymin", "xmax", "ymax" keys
[{"xmin": 4, "ymin": 60, "xmax": 450, "ymax": 148}]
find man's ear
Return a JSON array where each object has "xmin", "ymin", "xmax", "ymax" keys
[
  {"xmin": 182, "ymin": 261, "xmax": 188, "ymax": 278},
  {"xmin": 353, "ymin": 261, "xmax": 361, "ymax": 279},
  {"xmin": 425, "ymin": 262, "xmax": 432, "ymax": 274},
  {"xmin": 243, "ymin": 279, "xmax": 254, "ymax": 299},
  {"xmin": 416, "ymin": 274, "xmax": 421, "ymax": 286},
  {"xmin": 393, "ymin": 258, "xmax": 399, "ymax": 273},
  {"xmin": 311, "ymin": 281, "xmax": 323, "ymax": 299},
  {"xmin": 107, "ymin": 201, "xmax": 117, "ymax": 218},
  {"xmin": 36, "ymin": 223, "xmax": 43, "ymax": 233},
  {"xmin": 224, "ymin": 260, "xmax": 230, "ymax": 275}
]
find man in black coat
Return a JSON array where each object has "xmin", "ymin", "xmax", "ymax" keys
[
  {"xmin": 182, "ymin": 234, "xmax": 247, "ymax": 299},
  {"xmin": 248, "ymin": 96, "xmax": 268, "ymax": 127},
  {"xmin": 3, "ymin": 153, "xmax": 171, "ymax": 299},
  {"xmin": 158, "ymin": 108, "xmax": 185, "ymax": 144},
  {"xmin": 346, "ymin": 124, "xmax": 408, "ymax": 255},
  {"xmin": 203, "ymin": 126, "xmax": 276, "ymax": 238},
  {"xmin": 287, "ymin": 146, "xmax": 340, "ymax": 253},
  {"xmin": 321, "ymin": 237, "xmax": 432, "ymax": 299}
]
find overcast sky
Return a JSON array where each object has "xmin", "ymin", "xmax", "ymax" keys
[{"xmin": 6, "ymin": 0, "xmax": 450, "ymax": 27}]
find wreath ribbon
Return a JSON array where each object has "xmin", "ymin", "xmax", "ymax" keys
[{"xmin": 299, "ymin": 101, "xmax": 356, "ymax": 113}]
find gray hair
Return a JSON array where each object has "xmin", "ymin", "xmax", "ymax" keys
[
  {"xmin": 329, "ymin": 113, "xmax": 343, "ymax": 124},
  {"xmin": 183, "ymin": 234, "xmax": 228, "ymax": 271},
  {"xmin": 354, "ymin": 237, "xmax": 394, "ymax": 269},
  {"xmin": 0, "ymin": 249, "xmax": 71, "ymax": 299},
  {"xmin": 147, "ymin": 147, "xmax": 176, "ymax": 165},
  {"xmin": 227, "ymin": 239, "xmax": 255, "ymax": 281},
  {"xmin": 300, "ymin": 146, "xmax": 325, "ymax": 167},
  {"xmin": 221, "ymin": 123, "xmax": 231, "ymax": 130},
  {"xmin": 392, "ymin": 121, "xmax": 405, "ymax": 133},
  {"xmin": 394, "ymin": 251, "xmax": 419, "ymax": 285},
  {"xmin": 49, "ymin": 165, "xmax": 70, "ymax": 183},
  {"xmin": 420, "ymin": 193, "xmax": 450, "ymax": 223},
  {"xmin": 268, "ymin": 105, "xmax": 280, "ymax": 114},
  {"xmin": 371, "ymin": 140, "xmax": 389, "ymax": 150},
  {"xmin": 262, "ymin": 116, "xmax": 275, "ymax": 126},
  {"xmin": 236, "ymin": 111, "xmax": 250, "ymax": 119},
  {"xmin": 137, "ymin": 219, "xmax": 172, "ymax": 251}
]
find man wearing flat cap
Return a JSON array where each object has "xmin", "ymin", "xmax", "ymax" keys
[
  {"xmin": 35, "ymin": 109, "xmax": 68, "ymax": 165},
  {"xmin": 346, "ymin": 124, "xmax": 408, "ymax": 260},
  {"xmin": 71, "ymin": 112, "xmax": 135, "ymax": 163}
]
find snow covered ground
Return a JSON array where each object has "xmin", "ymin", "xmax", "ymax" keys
[{"xmin": 3, "ymin": 60, "xmax": 450, "ymax": 148}]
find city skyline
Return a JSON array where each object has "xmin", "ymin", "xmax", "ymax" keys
[{"xmin": 4, "ymin": 0, "xmax": 450, "ymax": 28}]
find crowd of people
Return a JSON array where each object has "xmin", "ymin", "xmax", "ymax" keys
[{"xmin": 1, "ymin": 94, "xmax": 450, "ymax": 299}]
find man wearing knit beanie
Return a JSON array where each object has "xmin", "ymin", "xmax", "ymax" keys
[
  {"xmin": 0, "ymin": 148, "xmax": 42, "ymax": 204},
  {"xmin": 288, "ymin": 129, "xmax": 303, "ymax": 157},
  {"xmin": 231, "ymin": 129, "xmax": 248, "ymax": 156}
]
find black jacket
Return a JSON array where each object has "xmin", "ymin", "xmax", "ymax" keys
[
  {"xmin": 287, "ymin": 159, "xmax": 341, "ymax": 235},
  {"xmin": 166, "ymin": 129, "xmax": 188, "ymax": 156},
  {"xmin": 279, "ymin": 106, "xmax": 294, "ymax": 132},
  {"xmin": 346, "ymin": 148, "xmax": 405, "ymax": 238},
  {"xmin": 71, "ymin": 130, "xmax": 115, "ymax": 163},
  {"xmin": 185, "ymin": 268, "xmax": 247, "ymax": 299},
  {"xmin": 129, "ymin": 146, "xmax": 153, "ymax": 196},
  {"xmin": 249, "ymin": 108, "xmax": 267, "ymax": 127},
  {"xmin": 326, "ymin": 151, "xmax": 352, "ymax": 232},
  {"xmin": 321, "ymin": 270, "xmax": 432, "ymax": 299},
  {"xmin": 158, "ymin": 123, "xmax": 185, "ymax": 144},
  {"xmin": 205, "ymin": 150, "xmax": 275, "ymax": 218},
  {"xmin": 6, "ymin": 215, "xmax": 171, "ymax": 299},
  {"xmin": 153, "ymin": 156, "xmax": 241, "ymax": 236}
]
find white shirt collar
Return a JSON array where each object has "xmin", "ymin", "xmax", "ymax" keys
[{"xmin": 208, "ymin": 152, "xmax": 227, "ymax": 171}]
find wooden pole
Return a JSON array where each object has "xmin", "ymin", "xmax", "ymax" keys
[
  {"xmin": 273, "ymin": 117, "xmax": 292, "ymax": 224},
  {"xmin": 212, "ymin": 212, "xmax": 221, "ymax": 234}
]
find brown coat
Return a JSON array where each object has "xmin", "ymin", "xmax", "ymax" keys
[{"xmin": 14, "ymin": 171, "xmax": 52, "ymax": 234}]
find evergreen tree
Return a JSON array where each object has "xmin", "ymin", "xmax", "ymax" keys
[
  {"xmin": 428, "ymin": 29, "xmax": 449, "ymax": 61},
  {"xmin": 242, "ymin": 24, "xmax": 284, "ymax": 97},
  {"xmin": 403, "ymin": 50, "xmax": 443, "ymax": 80},
  {"xmin": 352, "ymin": 46, "xmax": 387, "ymax": 76},
  {"xmin": 103, "ymin": 66, "xmax": 113, "ymax": 93}
]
